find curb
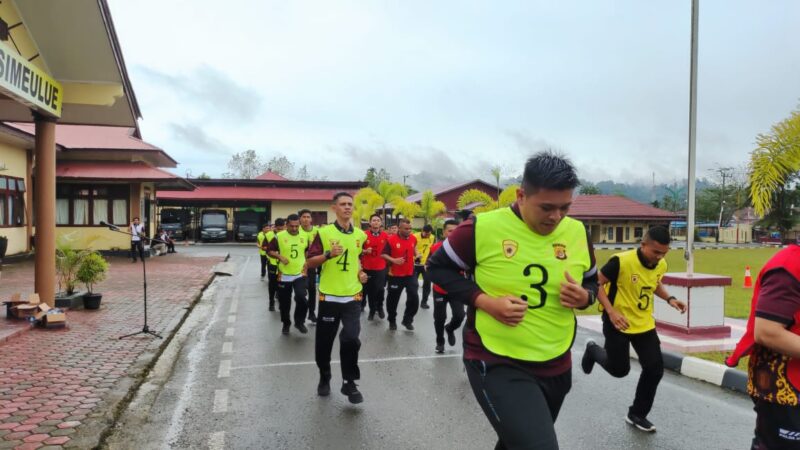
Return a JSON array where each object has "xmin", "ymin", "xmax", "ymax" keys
[{"xmin": 659, "ymin": 350, "xmax": 748, "ymax": 394}]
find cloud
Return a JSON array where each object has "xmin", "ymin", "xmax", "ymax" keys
[{"xmin": 167, "ymin": 123, "xmax": 233, "ymax": 155}]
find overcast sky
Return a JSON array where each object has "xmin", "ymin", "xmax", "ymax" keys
[{"xmin": 107, "ymin": 0, "xmax": 800, "ymax": 188}]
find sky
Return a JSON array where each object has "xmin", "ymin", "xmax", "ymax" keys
[{"xmin": 107, "ymin": 0, "xmax": 800, "ymax": 189}]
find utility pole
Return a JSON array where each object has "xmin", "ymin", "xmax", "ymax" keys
[{"xmin": 711, "ymin": 166, "xmax": 733, "ymax": 243}]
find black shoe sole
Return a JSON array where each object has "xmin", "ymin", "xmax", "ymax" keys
[
  {"xmin": 341, "ymin": 387, "xmax": 363, "ymax": 404},
  {"xmin": 318, "ymin": 385, "xmax": 330, "ymax": 396}
]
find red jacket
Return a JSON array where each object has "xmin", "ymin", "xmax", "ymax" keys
[
  {"xmin": 361, "ymin": 230, "xmax": 389, "ymax": 271},
  {"xmin": 386, "ymin": 233, "xmax": 416, "ymax": 277}
]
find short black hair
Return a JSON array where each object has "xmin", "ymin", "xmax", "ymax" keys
[
  {"xmin": 286, "ymin": 214, "xmax": 300, "ymax": 222},
  {"xmin": 333, "ymin": 192, "xmax": 353, "ymax": 202},
  {"xmin": 521, "ymin": 151, "xmax": 580, "ymax": 194},
  {"xmin": 262, "ymin": 223, "xmax": 270, "ymax": 228},
  {"xmin": 422, "ymin": 224, "xmax": 433, "ymax": 232},
  {"xmin": 369, "ymin": 213, "xmax": 382, "ymax": 221},
  {"xmin": 398, "ymin": 218, "xmax": 411, "ymax": 225},
  {"xmin": 275, "ymin": 218, "xmax": 286, "ymax": 226},
  {"xmin": 443, "ymin": 219, "xmax": 459, "ymax": 228},
  {"xmin": 298, "ymin": 209, "xmax": 311, "ymax": 216},
  {"xmin": 645, "ymin": 225, "xmax": 671, "ymax": 245}
]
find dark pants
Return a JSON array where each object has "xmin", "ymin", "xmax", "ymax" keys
[
  {"xmin": 130, "ymin": 240, "xmax": 144, "ymax": 262},
  {"xmin": 386, "ymin": 275, "xmax": 419, "ymax": 324},
  {"xmin": 751, "ymin": 399, "xmax": 800, "ymax": 450},
  {"xmin": 267, "ymin": 263, "xmax": 278, "ymax": 305},
  {"xmin": 307, "ymin": 268, "xmax": 318, "ymax": 319},
  {"xmin": 414, "ymin": 265, "xmax": 431, "ymax": 303},
  {"xmin": 166, "ymin": 241, "xmax": 176, "ymax": 253},
  {"xmin": 433, "ymin": 292, "xmax": 465, "ymax": 345},
  {"xmin": 586, "ymin": 316, "xmax": 665, "ymax": 418},
  {"xmin": 260, "ymin": 254, "xmax": 268, "ymax": 277},
  {"xmin": 465, "ymin": 359, "xmax": 571, "ymax": 450},
  {"xmin": 363, "ymin": 269, "xmax": 386, "ymax": 314},
  {"xmin": 315, "ymin": 300, "xmax": 362, "ymax": 381},
  {"xmin": 278, "ymin": 277, "xmax": 308, "ymax": 326}
]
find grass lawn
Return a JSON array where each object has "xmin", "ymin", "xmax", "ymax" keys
[
  {"xmin": 575, "ymin": 247, "xmax": 782, "ymax": 318},
  {"xmin": 690, "ymin": 351, "xmax": 750, "ymax": 372}
]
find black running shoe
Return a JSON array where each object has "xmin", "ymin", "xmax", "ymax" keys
[
  {"xmin": 308, "ymin": 312, "xmax": 317, "ymax": 323},
  {"xmin": 269, "ymin": 304, "xmax": 275, "ymax": 312},
  {"xmin": 341, "ymin": 381, "xmax": 363, "ymax": 404},
  {"xmin": 581, "ymin": 339, "xmax": 597, "ymax": 374},
  {"xmin": 389, "ymin": 322, "xmax": 397, "ymax": 331},
  {"xmin": 420, "ymin": 302, "xmax": 430, "ymax": 310},
  {"xmin": 626, "ymin": 413, "xmax": 656, "ymax": 432},
  {"xmin": 281, "ymin": 324, "xmax": 290, "ymax": 335},
  {"xmin": 435, "ymin": 344, "xmax": 445, "ymax": 354},
  {"xmin": 446, "ymin": 326, "xmax": 457, "ymax": 347},
  {"xmin": 317, "ymin": 374, "xmax": 331, "ymax": 397},
  {"xmin": 368, "ymin": 311, "xmax": 375, "ymax": 321},
  {"xmin": 401, "ymin": 320, "xmax": 414, "ymax": 331},
  {"xmin": 378, "ymin": 310, "xmax": 385, "ymax": 319},
  {"xmin": 295, "ymin": 323, "xmax": 308, "ymax": 334}
]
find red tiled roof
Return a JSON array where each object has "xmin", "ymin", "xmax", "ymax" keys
[
  {"xmin": 6, "ymin": 122, "xmax": 161, "ymax": 151},
  {"xmin": 56, "ymin": 161, "xmax": 193, "ymax": 190},
  {"xmin": 405, "ymin": 179, "xmax": 495, "ymax": 202},
  {"xmin": 156, "ymin": 185, "xmax": 353, "ymax": 202},
  {"xmin": 569, "ymin": 195, "xmax": 678, "ymax": 220},
  {"xmin": 255, "ymin": 171, "xmax": 288, "ymax": 181}
]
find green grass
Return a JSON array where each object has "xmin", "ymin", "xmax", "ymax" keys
[
  {"xmin": 690, "ymin": 351, "xmax": 749, "ymax": 372},
  {"xmin": 576, "ymin": 247, "xmax": 781, "ymax": 318}
]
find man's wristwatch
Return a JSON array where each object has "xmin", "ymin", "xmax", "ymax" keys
[
  {"xmin": 666, "ymin": 295, "xmax": 676, "ymax": 304},
  {"xmin": 586, "ymin": 290, "xmax": 597, "ymax": 306},
  {"xmin": 324, "ymin": 250, "xmax": 332, "ymax": 260}
]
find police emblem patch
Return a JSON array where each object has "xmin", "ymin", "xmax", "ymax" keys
[
  {"xmin": 502, "ymin": 240, "xmax": 518, "ymax": 258},
  {"xmin": 553, "ymin": 243, "xmax": 567, "ymax": 260},
  {"xmin": 631, "ymin": 274, "xmax": 639, "ymax": 284}
]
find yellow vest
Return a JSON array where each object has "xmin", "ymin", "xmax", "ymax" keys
[
  {"xmin": 318, "ymin": 224, "xmax": 367, "ymax": 298},
  {"xmin": 276, "ymin": 230, "xmax": 308, "ymax": 276},
  {"xmin": 257, "ymin": 231, "xmax": 268, "ymax": 256},
  {"xmin": 604, "ymin": 249, "xmax": 667, "ymax": 334},
  {"xmin": 414, "ymin": 232, "xmax": 436, "ymax": 264},
  {"xmin": 474, "ymin": 208, "xmax": 591, "ymax": 362}
]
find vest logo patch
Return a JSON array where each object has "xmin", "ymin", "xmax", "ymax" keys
[
  {"xmin": 502, "ymin": 240, "xmax": 518, "ymax": 258},
  {"xmin": 396, "ymin": 243, "xmax": 401, "ymax": 248},
  {"xmin": 553, "ymin": 243, "xmax": 567, "ymax": 260},
  {"xmin": 631, "ymin": 274, "xmax": 639, "ymax": 284}
]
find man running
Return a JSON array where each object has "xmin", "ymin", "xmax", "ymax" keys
[
  {"xmin": 383, "ymin": 218, "xmax": 420, "ymax": 331},
  {"xmin": 361, "ymin": 214, "xmax": 389, "ymax": 320},
  {"xmin": 384, "ymin": 223, "xmax": 398, "ymax": 289},
  {"xmin": 264, "ymin": 218, "xmax": 286, "ymax": 311},
  {"xmin": 299, "ymin": 209, "xmax": 319, "ymax": 323},
  {"xmin": 429, "ymin": 219, "xmax": 465, "ymax": 354},
  {"xmin": 257, "ymin": 223, "xmax": 270, "ymax": 280},
  {"xmin": 414, "ymin": 224, "xmax": 436, "ymax": 309},
  {"xmin": 580, "ymin": 226, "xmax": 686, "ymax": 433},
  {"xmin": 726, "ymin": 243, "xmax": 800, "ymax": 449},
  {"xmin": 268, "ymin": 214, "xmax": 310, "ymax": 335},
  {"xmin": 306, "ymin": 192, "xmax": 368, "ymax": 404},
  {"xmin": 428, "ymin": 152, "xmax": 598, "ymax": 449}
]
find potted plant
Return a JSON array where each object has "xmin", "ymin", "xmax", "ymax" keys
[
  {"xmin": 55, "ymin": 240, "xmax": 90, "ymax": 308},
  {"xmin": 77, "ymin": 252, "xmax": 109, "ymax": 310}
]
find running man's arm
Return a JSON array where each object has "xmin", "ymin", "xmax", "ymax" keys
[
  {"xmin": 754, "ymin": 269, "xmax": 800, "ymax": 359},
  {"xmin": 426, "ymin": 220, "xmax": 482, "ymax": 307}
]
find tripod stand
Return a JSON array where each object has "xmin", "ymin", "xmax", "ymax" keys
[{"xmin": 101, "ymin": 221, "xmax": 164, "ymax": 339}]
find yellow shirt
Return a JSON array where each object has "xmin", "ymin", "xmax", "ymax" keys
[
  {"xmin": 413, "ymin": 232, "xmax": 436, "ymax": 264},
  {"xmin": 603, "ymin": 249, "xmax": 667, "ymax": 334}
]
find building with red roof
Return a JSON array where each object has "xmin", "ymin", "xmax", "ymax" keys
[{"xmin": 568, "ymin": 195, "xmax": 679, "ymax": 244}]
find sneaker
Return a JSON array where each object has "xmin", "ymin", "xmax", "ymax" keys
[
  {"xmin": 581, "ymin": 339, "xmax": 597, "ymax": 374},
  {"xmin": 626, "ymin": 413, "xmax": 656, "ymax": 432},
  {"xmin": 420, "ymin": 302, "xmax": 430, "ymax": 310},
  {"xmin": 295, "ymin": 323, "xmax": 308, "ymax": 334},
  {"xmin": 435, "ymin": 344, "xmax": 445, "ymax": 354},
  {"xmin": 341, "ymin": 381, "xmax": 363, "ymax": 404},
  {"xmin": 317, "ymin": 374, "xmax": 331, "ymax": 397},
  {"xmin": 281, "ymin": 324, "xmax": 290, "ymax": 335},
  {"xmin": 308, "ymin": 312, "xmax": 317, "ymax": 323},
  {"xmin": 378, "ymin": 310, "xmax": 385, "ymax": 319},
  {"xmin": 389, "ymin": 322, "xmax": 397, "ymax": 331},
  {"xmin": 368, "ymin": 311, "xmax": 375, "ymax": 321},
  {"xmin": 446, "ymin": 326, "xmax": 457, "ymax": 347},
  {"xmin": 269, "ymin": 304, "xmax": 275, "ymax": 312},
  {"xmin": 402, "ymin": 320, "xmax": 415, "ymax": 331}
]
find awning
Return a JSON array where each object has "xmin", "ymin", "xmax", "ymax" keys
[
  {"xmin": 157, "ymin": 185, "xmax": 349, "ymax": 202},
  {"xmin": 56, "ymin": 161, "xmax": 193, "ymax": 190}
]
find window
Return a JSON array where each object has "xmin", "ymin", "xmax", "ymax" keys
[
  {"xmin": 625, "ymin": 227, "xmax": 630, "ymax": 241},
  {"xmin": 55, "ymin": 184, "xmax": 129, "ymax": 226},
  {"xmin": 0, "ymin": 176, "xmax": 26, "ymax": 227},
  {"xmin": 634, "ymin": 227, "xmax": 644, "ymax": 239},
  {"xmin": 606, "ymin": 227, "xmax": 613, "ymax": 241}
]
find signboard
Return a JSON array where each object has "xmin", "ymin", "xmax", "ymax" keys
[{"xmin": 0, "ymin": 40, "xmax": 62, "ymax": 117}]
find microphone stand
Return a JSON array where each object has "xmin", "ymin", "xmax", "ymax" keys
[{"xmin": 101, "ymin": 222, "xmax": 164, "ymax": 339}]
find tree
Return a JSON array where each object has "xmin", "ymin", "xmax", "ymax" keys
[
  {"xmin": 296, "ymin": 165, "xmax": 311, "ymax": 181},
  {"xmin": 749, "ymin": 108, "xmax": 800, "ymax": 221},
  {"xmin": 498, "ymin": 185, "xmax": 519, "ymax": 207},
  {"xmin": 376, "ymin": 181, "xmax": 408, "ymax": 223},
  {"xmin": 417, "ymin": 190, "xmax": 446, "ymax": 225},
  {"xmin": 490, "ymin": 165, "xmax": 502, "ymax": 199},
  {"xmin": 364, "ymin": 167, "xmax": 392, "ymax": 190},
  {"xmin": 224, "ymin": 149, "xmax": 268, "ymax": 179},
  {"xmin": 661, "ymin": 184, "xmax": 686, "ymax": 212},
  {"xmin": 393, "ymin": 198, "xmax": 422, "ymax": 220},
  {"xmin": 197, "ymin": 172, "xmax": 211, "ymax": 180},
  {"xmin": 457, "ymin": 189, "xmax": 497, "ymax": 213},
  {"xmin": 353, "ymin": 187, "xmax": 384, "ymax": 225},
  {"xmin": 267, "ymin": 155, "xmax": 295, "ymax": 178},
  {"xmin": 579, "ymin": 183, "xmax": 601, "ymax": 195}
]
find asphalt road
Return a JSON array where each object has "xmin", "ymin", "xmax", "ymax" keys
[{"xmin": 105, "ymin": 245, "xmax": 755, "ymax": 450}]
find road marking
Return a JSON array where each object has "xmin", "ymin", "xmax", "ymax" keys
[
  {"xmin": 232, "ymin": 353, "xmax": 461, "ymax": 371},
  {"xmin": 230, "ymin": 298, "xmax": 238, "ymax": 314},
  {"xmin": 213, "ymin": 389, "xmax": 228, "ymax": 413},
  {"xmin": 208, "ymin": 431, "xmax": 225, "ymax": 450},
  {"xmin": 218, "ymin": 360, "xmax": 231, "ymax": 378},
  {"xmin": 228, "ymin": 315, "xmax": 236, "ymax": 324},
  {"xmin": 221, "ymin": 342, "xmax": 233, "ymax": 354},
  {"xmin": 225, "ymin": 327, "xmax": 235, "ymax": 337}
]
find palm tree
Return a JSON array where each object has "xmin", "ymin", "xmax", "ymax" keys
[
  {"xmin": 392, "ymin": 198, "xmax": 422, "ymax": 221},
  {"xmin": 376, "ymin": 180, "xmax": 408, "ymax": 224},
  {"xmin": 417, "ymin": 190, "xmax": 446, "ymax": 225},
  {"xmin": 490, "ymin": 166, "xmax": 502, "ymax": 199},
  {"xmin": 457, "ymin": 189, "xmax": 497, "ymax": 214},
  {"xmin": 749, "ymin": 108, "xmax": 800, "ymax": 218},
  {"xmin": 498, "ymin": 185, "xmax": 519, "ymax": 208},
  {"xmin": 353, "ymin": 187, "xmax": 384, "ymax": 225}
]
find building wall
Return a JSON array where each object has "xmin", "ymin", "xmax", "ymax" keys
[
  {"xmin": 719, "ymin": 224, "xmax": 753, "ymax": 244},
  {"xmin": 437, "ymin": 182, "xmax": 498, "ymax": 211},
  {"xmin": 583, "ymin": 220, "xmax": 660, "ymax": 244},
  {"xmin": 0, "ymin": 141, "xmax": 30, "ymax": 255},
  {"xmin": 271, "ymin": 201, "xmax": 332, "ymax": 225}
]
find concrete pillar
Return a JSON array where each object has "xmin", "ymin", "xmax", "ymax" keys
[
  {"xmin": 33, "ymin": 112, "xmax": 57, "ymax": 307},
  {"xmin": 25, "ymin": 148, "xmax": 33, "ymax": 252}
]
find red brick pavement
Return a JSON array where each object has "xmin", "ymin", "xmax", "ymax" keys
[{"xmin": 0, "ymin": 254, "xmax": 223, "ymax": 449}]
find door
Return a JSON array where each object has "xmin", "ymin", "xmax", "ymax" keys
[{"xmin": 615, "ymin": 227, "xmax": 623, "ymax": 243}]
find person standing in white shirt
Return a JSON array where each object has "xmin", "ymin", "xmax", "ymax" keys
[{"xmin": 130, "ymin": 217, "xmax": 145, "ymax": 262}]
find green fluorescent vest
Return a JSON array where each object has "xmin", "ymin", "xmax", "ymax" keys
[
  {"xmin": 276, "ymin": 230, "xmax": 308, "ymax": 276},
  {"xmin": 318, "ymin": 224, "xmax": 367, "ymax": 297},
  {"xmin": 257, "ymin": 231, "xmax": 267, "ymax": 256},
  {"xmin": 474, "ymin": 208, "xmax": 591, "ymax": 362}
]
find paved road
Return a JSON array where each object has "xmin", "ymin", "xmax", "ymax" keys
[{"xmin": 106, "ymin": 246, "xmax": 755, "ymax": 449}]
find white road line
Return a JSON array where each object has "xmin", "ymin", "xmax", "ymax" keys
[
  {"xmin": 232, "ymin": 353, "xmax": 462, "ymax": 371},
  {"xmin": 229, "ymin": 298, "xmax": 238, "ymax": 314},
  {"xmin": 213, "ymin": 389, "xmax": 229, "ymax": 413},
  {"xmin": 208, "ymin": 431, "xmax": 225, "ymax": 450},
  {"xmin": 227, "ymin": 315, "xmax": 236, "ymax": 324},
  {"xmin": 225, "ymin": 327, "xmax": 235, "ymax": 337},
  {"xmin": 218, "ymin": 360, "xmax": 231, "ymax": 378},
  {"xmin": 221, "ymin": 342, "xmax": 233, "ymax": 354}
]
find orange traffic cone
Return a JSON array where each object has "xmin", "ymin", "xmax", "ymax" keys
[{"xmin": 743, "ymin": 266, "xmax": 753, "ymax": 288}]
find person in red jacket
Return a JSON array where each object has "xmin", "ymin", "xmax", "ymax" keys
[
  {"xmin": 382, "ymin": 218, "xmax": 419, "ymax": 331},
  {"xmin": 727, "ymin": 244, "xmax": 800, "ymax": 449},
  {"xmin": 361, "ymin": 214, "xmax": 390, "ymax": 320},
  {"xmin": 429, "ymin": 219, "xmax": 466, "ymax": 353}
]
